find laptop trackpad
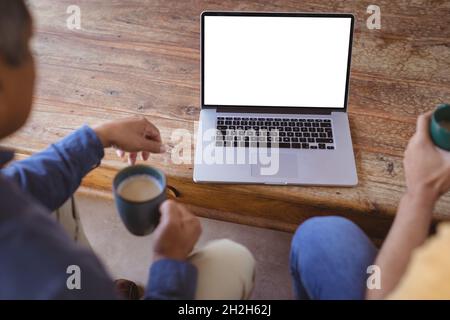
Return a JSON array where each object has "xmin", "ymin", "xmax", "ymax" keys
[{"xmin": 251, "ymin": 154, "xmax": 299, "ymax": 179}]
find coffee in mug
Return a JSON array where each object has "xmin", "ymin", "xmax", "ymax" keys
[
  {"xmin": 439, "ymin": 120, "xmax": 450, "ymax": 131},
  {"xmin": 117, "ymin": 175, "xmax": 163, "ymax": 202}
]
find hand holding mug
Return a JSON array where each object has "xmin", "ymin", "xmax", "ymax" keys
[
  {"xmin": 404, "ymin": 110, "xmax": 450, "ymax": 203},
  {"xmin": 152, "ymin": 200, "xmax": 202, "ymax": 262}
]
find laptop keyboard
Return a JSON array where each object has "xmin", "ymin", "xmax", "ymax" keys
[{"xmin": 215, "ymin": 116, "xmax": 335, "ymax": 150}]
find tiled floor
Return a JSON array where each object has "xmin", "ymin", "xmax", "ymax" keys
[{"xmin": 75, "ymin": 193, "xmax": 294, "ymax": 299}]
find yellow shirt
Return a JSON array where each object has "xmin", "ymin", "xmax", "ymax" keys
[{"xmin": 389, "ymin": 223, "xmax": 450, "ymax": 299}]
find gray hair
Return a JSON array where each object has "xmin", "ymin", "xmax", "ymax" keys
[{"xmin": 0, "ymin": 0, "xmax": 31, "ymax": 67}]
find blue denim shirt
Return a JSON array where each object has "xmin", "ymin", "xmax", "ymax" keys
[{"xmin": 0, "ymin": 126, "xmax": 197, "ymax": 299}]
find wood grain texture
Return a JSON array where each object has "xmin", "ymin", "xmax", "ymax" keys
[{"xmin": 2, "ymin": 0, "xmax": 450, "ymax": 241}]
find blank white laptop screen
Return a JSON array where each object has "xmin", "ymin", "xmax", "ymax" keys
[{"xmin": 204, "ymin": 16, "xmax": 352, "ymax": 108}]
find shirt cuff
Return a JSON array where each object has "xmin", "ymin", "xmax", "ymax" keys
[
  {"xmin": 82, "ymin": 125, "xmax": 105, "ymax": 169},
  {"xmin": 53, "ymin": 125, "xmax": 105, "ymax": 173},
  {"xmin": 145, "ymin": 259, "xmax": 198, "ymax": 300}
]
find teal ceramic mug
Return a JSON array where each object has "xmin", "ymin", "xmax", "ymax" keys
[
  {"xmin": 430, "ymin": 104, "xmax": 450, "ymax": 151},
  {"xmin": 113, "ymin": 165, "xmax": 166, "ymax": 236}
]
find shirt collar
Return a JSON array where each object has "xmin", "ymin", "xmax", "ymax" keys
[{"xmin": 0, "ymin": 148, "xmax": 14, "ymax": 167}]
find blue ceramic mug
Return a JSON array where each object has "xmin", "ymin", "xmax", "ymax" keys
[{"xmin": 113, "ymin": 165, "xmax": 166, "ymax": 236}]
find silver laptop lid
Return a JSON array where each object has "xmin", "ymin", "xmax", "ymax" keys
[{"xmin": 201, "ymin": 12, "xmax": 354, "ymax": 113}]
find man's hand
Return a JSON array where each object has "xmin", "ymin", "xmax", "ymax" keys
[
  {"xmin": 152, "ymin": 200, "xmax": 202, "ymax": 262},
  {"xmin": 404, "ymin": 111, "xmax": 450, "ymax": 203},
  {"xmin": 93, "ymin": 116, "xmax": 166, "ymax": 165}
]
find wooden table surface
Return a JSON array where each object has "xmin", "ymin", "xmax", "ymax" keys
[{"xmin": 3, "ymin": 0, "xmax": 450, "ymax": 242}]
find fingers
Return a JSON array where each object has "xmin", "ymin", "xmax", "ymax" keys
[
  {"xmin": 178, "ymin": 203, "xmax": 202, "ymax": 238},
  {"xmin": 145, "ymin": 128, "xmax": 162, "ymax": 143},
  {"xmin": 141, "ymin": 118, "xmax": 162, "ymax": 143},
  {"xmin": 109, "ymin": 116, "xmax": 165, "ymax": 164},
  {"xmin": 141, "ymin": 151, "xmax": 150, "ymax": 161},
  {"xmin": 159, "ymin": 200, "xmax": 201, "ymax": 233},
  {"xmin": 140, "ymin": 137, "xmax": 166, "ymax": 154},
  {"xmin": 136, "ymin": 118, "xmax": 165, "ymax": 154},
  {"xmin": 416, "ymin": 111, "xmax": 433, "ymax": 141},
  {"xmin": 159, "ymin": 200, "xmax": 182, "ymax": 226},
  {"xmin": 116, "ymin": 150, "xmax": 150, "ymax": 165},
  {"xmin": 128, "ymin": 152, "xmax": 137, "ymax": 165},
  {"xmin": 160, "ymin": 200, "xmax": 178, "ymax": 213},
  {"xmin": 116, "ymin": 149, "xmax": 125, "ymax": 158},
  {"xmin": 178, "ymin": 204, "xmax": 198, "ymax": 224}
]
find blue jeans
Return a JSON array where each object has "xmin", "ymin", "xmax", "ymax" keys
[{"xmin": 290, "ymin": 216, "xmax": 378, "ymax": 300}]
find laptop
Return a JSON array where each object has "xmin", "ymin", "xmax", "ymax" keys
[{"xmin": 194, "ymin": 12, "xmax": 358, "ymax": 186}]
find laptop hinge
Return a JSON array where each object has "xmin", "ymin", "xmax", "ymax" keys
[{"xmin": 215, "ymin": 107, "xmax": 336, "ymax": 115}]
